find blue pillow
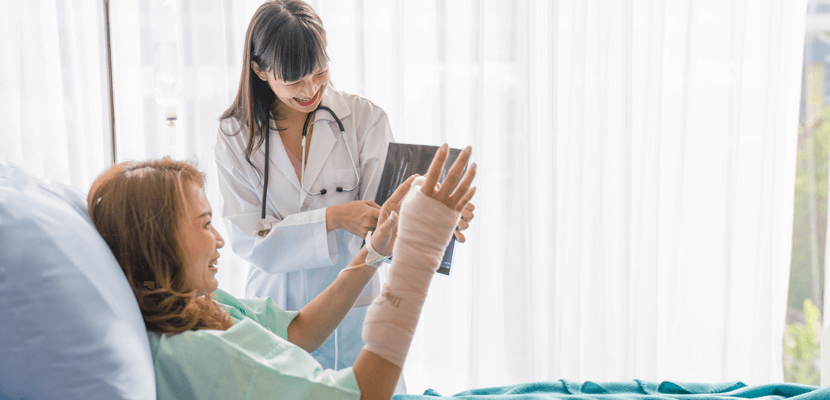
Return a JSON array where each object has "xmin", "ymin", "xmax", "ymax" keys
[{"xmin": 0, "ymin": 164, "xmax": 155, "ymax": 400}]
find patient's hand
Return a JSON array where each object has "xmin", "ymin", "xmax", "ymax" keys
[
  {"xmin": 420, "ymin": 144, "xmax": 477, "ymax": 215},
  {"xmin": 431, "ymin": 181, "xmax": 476, "ymax": 243},
  {"xmin": 370, "ymin": 174, "xmax": 418, "ymax": 257}
]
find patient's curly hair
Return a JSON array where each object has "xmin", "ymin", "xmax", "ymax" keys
[{"xmin": 88, "ymin": 158, "xmax": 233, "ymax": 334}]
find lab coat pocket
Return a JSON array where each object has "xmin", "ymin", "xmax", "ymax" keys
[{"xmin": 322, "ymin": 168, "xmax": 359, "ymax": 207}]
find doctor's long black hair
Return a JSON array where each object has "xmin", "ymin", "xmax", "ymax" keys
[{"xmin": 220, "ymin": 0, "xmax": 328, "ymax": 176}]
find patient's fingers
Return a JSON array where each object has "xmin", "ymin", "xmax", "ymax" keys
[
  {"xmin": 439, "ymin": 146, "xmax": 471, "ymax": 199},
  {"xmin": 448, "ymin": 162, "xmax": 476, "ymax": 207},
  {"xmin": 387, "ymin": 174, "xmax": 418, "ymax": 206},
  {"xmin": 375, "ymin": 209, "xmax": 398, "ymax": 236},
  {"xmin": 422, "ymin": 144, "xmax": 448, "ymax": 196},
  {"xmin": 421, "ymin": 144, "xmax": 477, "ymax": 213},
  {"xmin": 382, "ymin": 203, "xmax": 401, "ymax": 217},
  {"xmin": 455, "ymin": 186, "xmax": 476, "ymax": 212}
]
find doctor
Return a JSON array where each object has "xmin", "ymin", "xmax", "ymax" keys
[{"xmin": 214, "ymin": 0, "xmax": 476, "ymax": 379}]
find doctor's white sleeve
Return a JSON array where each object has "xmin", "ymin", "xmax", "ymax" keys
[{"xmin": 214, "ymin": 130, "xmax": 337, "ymax": 274}]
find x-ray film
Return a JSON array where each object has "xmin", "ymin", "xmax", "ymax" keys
[{"xmin": 374, "ymin": 143, "xmax": 464, "ymax": 275}]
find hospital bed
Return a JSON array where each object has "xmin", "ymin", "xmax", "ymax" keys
[{"xmin": 3, "ymin": 162, "xmax": 830, "ymax": 400}]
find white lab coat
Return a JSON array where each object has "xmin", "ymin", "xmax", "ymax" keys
[{"xmin": 214, "ymin": 87, "xmax": 393, "ymax": 370}]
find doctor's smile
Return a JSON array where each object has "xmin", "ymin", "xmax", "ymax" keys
[{"xmin": 294, "ymin": 89, "xmax": 320, "ymax": 107}]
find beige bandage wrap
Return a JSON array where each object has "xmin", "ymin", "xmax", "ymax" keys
[{"xmin": 361, "ymin": 177, "xmax": 460, "ymax": 367}]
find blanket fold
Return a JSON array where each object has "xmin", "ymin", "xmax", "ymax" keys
[{"xmin": 394, "ymin": 380, "xmax": 828, "ymax": 399}]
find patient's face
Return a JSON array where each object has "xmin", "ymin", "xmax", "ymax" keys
[{"xmin": 179, "ymin": 182, "xmax": 224, "ymax": 296}]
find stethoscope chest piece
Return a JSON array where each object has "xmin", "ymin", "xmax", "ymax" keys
[{"xmin": 255, "ymin": 219, "xmax": 271, "ymax": 236}]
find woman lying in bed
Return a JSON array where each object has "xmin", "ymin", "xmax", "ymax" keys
[{"xmin": 87, "ymin": 144, "xmax": 476, "ymax": 400}]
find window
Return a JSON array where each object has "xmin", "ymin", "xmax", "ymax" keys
[{"xmin": 784, "ymin": 0, "xmax": 830, "ymax": 385}]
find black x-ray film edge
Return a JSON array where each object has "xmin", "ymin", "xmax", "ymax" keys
[{"xmin": 371, "ymin": 143, "xmax": 465, "ymax": 276}]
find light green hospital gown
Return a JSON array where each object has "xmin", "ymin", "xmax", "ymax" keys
[{"xmin": 148, "ymin": 289, "xmax": 362, "ymax": 400}]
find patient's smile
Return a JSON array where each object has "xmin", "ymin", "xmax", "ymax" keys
[{"xmin": 180, "ymin": 182, "xmax": 224, "ymax": 296}]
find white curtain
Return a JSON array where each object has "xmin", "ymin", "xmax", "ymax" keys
[
  {"xmin": 547, "ymin": 0, "xmax": 805, "ymax": 388},
  {"xmin": 322, "ymin": 0, "xmax": 804, "ymax": 394},
  {"xmin": 1, "ymin": 0, "xmax": 807, "ymax": 396},
  {"xmin": 0, "ymin": 0, "xmax": 110, "ymax": 191}
]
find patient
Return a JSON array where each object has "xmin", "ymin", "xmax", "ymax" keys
[{"xmin": 87, "ymin": 144, "xmax": 475, "ymax": 400}]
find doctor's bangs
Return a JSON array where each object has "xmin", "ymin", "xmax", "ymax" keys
[{"xmin": 262, "ymin": 17, "xmax": 328, "ymax": 83}]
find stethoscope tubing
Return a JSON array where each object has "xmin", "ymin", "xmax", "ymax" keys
[
  {"xmin": 259, "ymin": 104, "xmax": 361, "ymax": 223},
  {"xmin": 300, "ymin": 105, "xmax": 360, "ymax": 196}
]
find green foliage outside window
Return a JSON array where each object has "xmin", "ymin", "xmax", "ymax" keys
[
  {"xmin": 782, "ymin": 299, "xmax": 821, "ymax": 386},
  {"xmin": 784, "ymin": 99, "xmax": 829, "ymax": 386},
  {"xmin": 788, "ymin": 118, "xmax": 828, "ymax": 312}
]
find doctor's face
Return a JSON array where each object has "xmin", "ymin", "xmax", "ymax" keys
[
  {"xmin": 179, "ymin": 181, "xmax": 224, "ymax": 297},
  {"xmin": 253, "ymin": 62, "xmax": 329, "ymax": 114}
]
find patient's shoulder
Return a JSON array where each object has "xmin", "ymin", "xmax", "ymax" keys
[{"xmin": 212, "ymin": 289, "xmax": 299, "ymax": 340}]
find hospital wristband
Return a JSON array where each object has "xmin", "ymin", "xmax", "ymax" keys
[{"xmin": 365, "ymin": 230, "xmax": 390, "ymax": 268}]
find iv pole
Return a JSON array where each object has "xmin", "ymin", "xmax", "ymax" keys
[{"xmin": 102, "ymin": 0, "xmax": 117, "ymax": 165}]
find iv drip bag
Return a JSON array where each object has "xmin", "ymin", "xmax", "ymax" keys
[{"xmin": 152, "ymin": 3, "xmax": 182, "ymax": 122}]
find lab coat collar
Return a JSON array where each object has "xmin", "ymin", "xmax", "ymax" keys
[{"xmin": 316, "ymin": 86, "xmax": 351, "ymax": 122}]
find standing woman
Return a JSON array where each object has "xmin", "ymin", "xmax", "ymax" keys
[{"xmin": 215, "ymin": 0, "xmax": 392, "ymax": 374}]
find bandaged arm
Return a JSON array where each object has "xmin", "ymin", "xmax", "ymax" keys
[{"xmin": 352, "ymin": 178, "xmax": 461, "ymax": 400}]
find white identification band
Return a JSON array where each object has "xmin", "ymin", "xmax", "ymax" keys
[
  {"xmin": 365, "ymin": 230, "xmax": 390, "ymax": 268},
  {"xmin": 338, "ymin": 230, "xmax": 392, "ymax": 277},
  {"xmin": 361, "ymin": 177, "xmax": 460, "ymax": 367}
]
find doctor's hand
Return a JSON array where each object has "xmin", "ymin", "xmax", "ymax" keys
[
  {"xmin": 454, "ymin": 202, "xmax": 476, "ymax": 243},
  {"xmin": 326, "ymin": 200, "xmax": 381, "ymax": 237},
  {"xmin": 370, "ymin": 174, "xmax": 419, "ymax": 257}
]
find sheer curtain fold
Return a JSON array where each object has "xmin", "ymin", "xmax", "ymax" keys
[{"xmin": 2, "ymin": 0, "xmax": 807, "ymax": 395}]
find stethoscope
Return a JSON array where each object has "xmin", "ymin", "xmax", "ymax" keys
[{"xmin": 258, "ymin": 105, "xmax": 361, "ymax": 236}]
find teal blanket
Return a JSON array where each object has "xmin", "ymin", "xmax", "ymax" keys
[{"xmin": 393, "ymin": 380, "xmax": 829, "ymax": 399}]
